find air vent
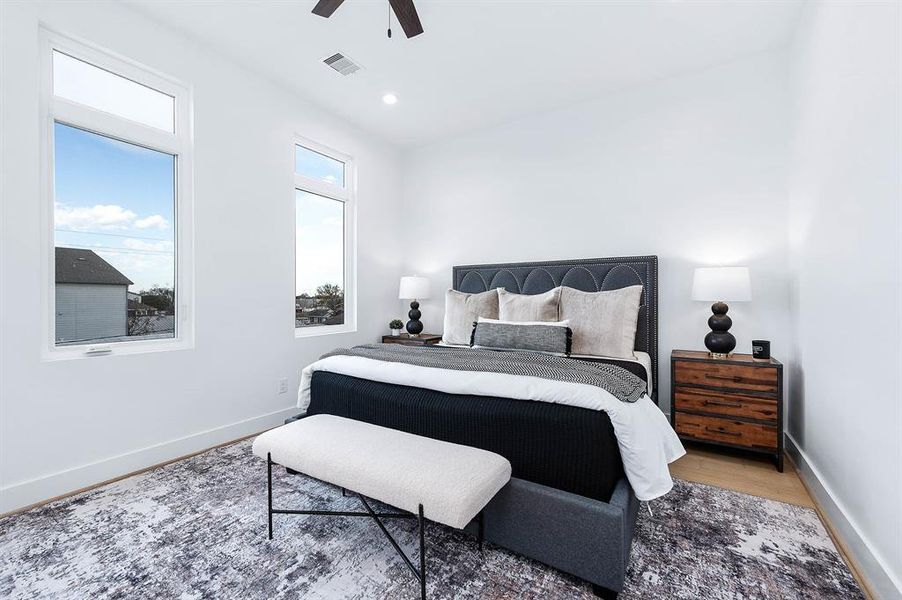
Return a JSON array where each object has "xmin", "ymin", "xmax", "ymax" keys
[{"xmin": 322, "ymin": 52, "xmax": 361, "ymax": 76}]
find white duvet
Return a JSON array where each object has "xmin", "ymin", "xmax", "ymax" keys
[{"xmin": 298, "ymin": 355, "xmax": 685, "ymax": 501}]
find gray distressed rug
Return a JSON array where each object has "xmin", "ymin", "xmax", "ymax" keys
[{"xmin": 0, "ymin": 440, "xmax": 863, "ymax": 599}]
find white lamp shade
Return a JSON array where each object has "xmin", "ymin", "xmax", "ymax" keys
[
  {"xmin": 399, "ymin": 276, "xmax": 430, "ymax": 300},
  {"xmin": 691, "ymin": 267, "xmax": 751, "ymax": 302}
]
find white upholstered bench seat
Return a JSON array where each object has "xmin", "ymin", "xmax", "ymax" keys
[{"xmin": 252, "ymin": 414, "xmax": 512, "ymax": 529}]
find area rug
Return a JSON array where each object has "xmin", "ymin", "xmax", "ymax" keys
[{"xmin": 0, "ymin": 440, "xmax": 863, "ymax": 599}]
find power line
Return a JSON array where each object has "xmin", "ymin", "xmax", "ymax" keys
[
  {"xmin": 55, "ymin": 229, "xmax": 171, "ymax": 242},
  {"xmin": 59, "ymin": 244, "xmax": 173, "ymax": 256}
]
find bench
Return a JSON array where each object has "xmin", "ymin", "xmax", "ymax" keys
[{"xmin": 252, "ymin": 414, "xmax": 512, "ymax": 599}]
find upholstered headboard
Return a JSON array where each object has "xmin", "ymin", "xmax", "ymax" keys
[{"xmin": 453, "ymin": 256, "xmax": 659, "ymax": 403}]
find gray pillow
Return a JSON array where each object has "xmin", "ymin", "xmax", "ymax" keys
[
  {"xmin": 497, "ymin": 287, "xmax": 561, "ymax": 322},
  {"xmin": 472, "ymin": 318, "xmax": 571, "ymax": 356},
  {"xmin": 559, "ymin": 285, "xmax": 643, "ymax": 359},
  {"xmin": 442, "ymin": 289, "xmax": 500, "ymax": 345}
]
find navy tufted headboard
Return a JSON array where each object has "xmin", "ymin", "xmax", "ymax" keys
[{"xmin": 453, "ymin": 256, "xmax": 658, "ymax": 403}]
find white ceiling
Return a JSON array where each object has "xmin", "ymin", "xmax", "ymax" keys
[{"xmin": 128, "ymin": 0, "xmax": 805, "ymax": 147}]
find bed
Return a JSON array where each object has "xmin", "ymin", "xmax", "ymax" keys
[{"xmin": 297, "ymin": 256, "xmax": 667, "ymax": 598}]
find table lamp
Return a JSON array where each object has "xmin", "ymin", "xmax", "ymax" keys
[
  {"xmin": 691, "ymin": 266, "xmax": 751, "ymax": 357},
  {"xmin": 399, "ymin": 276, "xmax": 430, "ymax": 336}
]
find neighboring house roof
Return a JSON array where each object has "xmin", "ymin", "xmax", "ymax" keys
[{"xmin": 56, "ymin": 247, "xmax": 133, "ymax": 286}]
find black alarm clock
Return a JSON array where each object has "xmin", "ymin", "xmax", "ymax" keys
[{"xmin": 752, "ymin": 340, "xmax": 770, "ymax": 360}]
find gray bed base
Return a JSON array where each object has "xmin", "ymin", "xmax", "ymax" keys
[{"xmin": 462, "ymin": 476, "xmax": 639, "ymax": 595}]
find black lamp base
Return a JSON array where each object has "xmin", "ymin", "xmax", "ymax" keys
[
  {"xmin": 406, "ymin": 300, "xmax": 423, "ymax": 336},
  {"xmin": 704, "ymin": 301, "xmax": 736, "ymax": 357}
]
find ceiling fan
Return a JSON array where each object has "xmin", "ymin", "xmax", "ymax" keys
[{"xmin": 312, "ymin": 0, "xmax": 424, "ymax": 38}]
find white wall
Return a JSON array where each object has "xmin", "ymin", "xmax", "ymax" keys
[
  {"xmin": 401, "ymin": 52, "xmax": 793, "ymax": 411},
  {"xmin": 0, "ymin": 0, "xmax": 404, "ymax": 512},
  {"xmin": 787, "ymin": 1, "xmax": 902, "ymax": 596}
]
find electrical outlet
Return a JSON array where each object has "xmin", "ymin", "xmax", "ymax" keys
[{"xmin": 278, "ymin": 378, "xmax": 289, "ymax": 394}]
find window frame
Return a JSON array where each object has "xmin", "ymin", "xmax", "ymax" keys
[
  {"xmin": 293, "ymin": 136, "xmax": 357, "ymax": 338},
  {"xmin": 39, "ymin": 29, "xmax": 195, "ymax": 360}
]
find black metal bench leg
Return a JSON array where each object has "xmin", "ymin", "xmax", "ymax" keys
[
  {"xmin": 477, "ymin": 511, "xmax": 484, "ymax": 551},
  {"xmin": 267, "ymin": 453, "xmax": 274, "ymax": 540},
  {"xmin": 418, "ymin": 504, "xmax": 426, "ymax": 600}
]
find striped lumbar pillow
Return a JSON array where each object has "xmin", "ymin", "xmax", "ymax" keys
[{"xmin": 471, "ymin": 318, "xmax": 572, "ymax": 356}]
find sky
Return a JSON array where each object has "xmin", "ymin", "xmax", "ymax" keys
[
  {"xmin": 54, "ymin": 122, "xmax": 175, "ymax": 292},
  {"xmin": 295, "ymin": 190, "xmax": 344, "ymax": 296},
  {"xmin": 295, "ymin": 145, "xmax": 345, "ymax": 296}
]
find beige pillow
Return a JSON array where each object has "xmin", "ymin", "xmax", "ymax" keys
[
  {"xmin": 559, "ymin": 285, "xmax": 643, "ymax": 359},
  {"xmin": 442, "ymin": 289, "xmax": 500, "ymax": 345},
  {"xmin": 497, "ymin": 288, "xmax": 561, "ymax": 322}
]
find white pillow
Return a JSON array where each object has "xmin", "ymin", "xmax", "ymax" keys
[
  {"xmin": 497, "ymin": 288, "xmax": 561, "ymax": 322},
  {"xmin": 442, "ymin": 288, "xmax": 500, "ymax": 345},
  {"xmin": 559, "ymin": 285, "xmax": 643, "ymax": 359}
]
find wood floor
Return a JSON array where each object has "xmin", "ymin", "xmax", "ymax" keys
[{"xmin": 670, "ymin": 442, "xmax": 813, "ymax": 507}]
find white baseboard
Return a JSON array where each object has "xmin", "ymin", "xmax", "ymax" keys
[
  {"xmin": 785, "ymin": 433, "xmax": 902, "ymax": 600},
  {"xmin": 0, "ymin": 406, "xmax": 299, "ymax": 515}
]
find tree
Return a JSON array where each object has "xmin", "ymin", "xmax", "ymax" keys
[
  {"xmin": 315, "ymin": 283, "xmax": 343, "ymax": 314},
  {"xmin": 139, "ymin": 286, "xmax": 175, "ymax": 314}
]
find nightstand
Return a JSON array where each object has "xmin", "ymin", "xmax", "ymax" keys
[
  {"xmin": 381, "ymin": 333, "xmax": 442, "ymax": 346},
  {"xmin": 671, "ymin": 350, "xmax": 784, "ymax": 471}
]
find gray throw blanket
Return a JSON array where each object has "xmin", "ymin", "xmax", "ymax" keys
[{"xmin": 321, "ymin": 344, "xmax": 646, "ymax": 403}]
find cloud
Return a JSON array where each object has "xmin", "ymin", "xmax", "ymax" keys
[
  {"xmin": 134, "ymin": 215, "xmax": 169, "ymax": 229},
  {"xmin": 97, "ymin": 250, "xmax": 174, "ymax": 291},
  {"xmin": 55, "ymin": 204, "xmax": 136, "ymax": 230},
  {"xmin": 123, "ymin": 238, "xmax": 174, "ymax": 252},
  {"xmin": 54, "ymin": 203, "xmax": 170, "ymax": 232}
]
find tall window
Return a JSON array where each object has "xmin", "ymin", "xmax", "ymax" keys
[
  {"xmin": 294, "ymin": 141, "xmax": 356, "ymax": 335},
  {"xmin": 42, "ymin": 32, "xmax": 193, "ymax": 356}
]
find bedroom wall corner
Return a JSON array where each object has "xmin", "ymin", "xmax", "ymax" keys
[
  {"xmin": 786, "ymin": 1, "xmax": 902, "ymax": 597},
  {"xmin": 398, "ymin": 50, "xmax": 795, "ymax": 417}
]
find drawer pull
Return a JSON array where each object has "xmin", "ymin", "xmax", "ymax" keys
[
  {"xmin": 705, "ymin": 426, "xmax": 741, "ymax": 437},
  {"xmin": 706, "ymin": 374, "xmax": 743, "ymax": 383},
  {"xmin": 704, "ymin": 399, "xmax": 742, "ymax": 408}
]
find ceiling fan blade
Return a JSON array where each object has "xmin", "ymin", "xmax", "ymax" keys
[
  {"xmin": 312, "ymin": 0, "xmax": 345, "ymax": 18},
  {"xmin": 388, "ymin": 0, "xmax": 424, "ymax": 38}
]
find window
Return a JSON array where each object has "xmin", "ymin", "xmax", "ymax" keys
[
  {"xmin": 294, "ymin": 140, "xmax": 355, "ymax": 336},
  {"xmin": 41, "ymin": 31, "xmax": 193, "ymax": 357},
  {"xmin": 295, "ymin": 145, "xmax": 345, "ymax": 187},
  {"xmin": 52, "ymin": 51, "xmax": 175, "ymax": 132}
]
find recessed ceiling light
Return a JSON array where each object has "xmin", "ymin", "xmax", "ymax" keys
[{"xmin": 382, "ymin": 93, "xmax": 398, "ymax": 105}]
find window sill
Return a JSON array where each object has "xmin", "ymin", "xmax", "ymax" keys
[
  {"xmin": 295, "ymin": 324, "xmax": 357, "ymax": 339},
  {"xmin": 42, "ymin": 336, "xmax": 194, "ymax": 362}
]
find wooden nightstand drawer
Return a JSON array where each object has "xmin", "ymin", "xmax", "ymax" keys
[
  {"xmin": 674, "ymin": 360, "xmax": 778, "ymax": 394},
  {"xmin": 673, "ymin": 388, "xmax": 778, "ymax": 422},
  {"xmin": 675, "ymin": 413, "xmax": 777, "ymax": 450}
]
